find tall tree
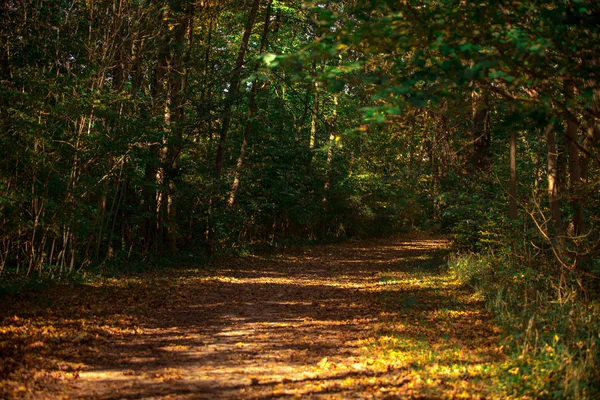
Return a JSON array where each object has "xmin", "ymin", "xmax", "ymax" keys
[
  {"xmin": 228, "ymin": 0, "xmax": 273, "ymax": 207},
  {"xmin": 214, "ymin": 0, "xmax": 261, "ymax": 179}
]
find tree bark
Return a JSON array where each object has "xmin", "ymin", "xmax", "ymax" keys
[
  {"xmin": 228, "ymin": 0, "xmax": 273, "ymax": 208},
  {"xmin": 433, "ymin": 105, "xmax": 450, "ymax": 222},
  {"xmin": 580, "ymin": 117, "xmax": 599, "ymax": 182},
  {"xmin": 581, "ymin": 79, "xmax": 600, "ymax": 183},
  {"xmin": 207, "ymin": 0, "xmax": 260, "ymax": 255},
  {"xmin": 214, "ymin": 0, "xmax": 261, "ymax": 179},
  {"xmin": 144, "ymin": 4, "xmax": 191, "ymax": 256},
  {"xmin": 546, "ymin": 123, "xmax": 564, "ymax": 235},
  {"xmin": 509, "ymin": 130, "xmax": 518, "ymax": 220},
  {"xmin": 564, "ymin": 80, "xmax": 584, "ymax": 235},
  {"xmin": 471, "ymin": 88, "xmax": 490, "ymax": 171},
  {"xmin": 165, "ymin": 5, "xmax": 193, "ymax": 256},
  {"xmin": 323, "ymin": 91, "xmax": 339, "ymax": 209}
]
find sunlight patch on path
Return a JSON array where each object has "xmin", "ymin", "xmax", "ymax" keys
[{"xmin": 0, "ymin": 234, "xmax": 504, "ymax": 399}]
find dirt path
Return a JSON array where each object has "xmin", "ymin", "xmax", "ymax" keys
[{"xmin": 0, "ymin": 234, "xmax": 504, "ymax": 399}]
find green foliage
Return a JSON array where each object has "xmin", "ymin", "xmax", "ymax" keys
[{"xmin": 1, "ymin": 0, "xmax": 600, "ymax": 340}]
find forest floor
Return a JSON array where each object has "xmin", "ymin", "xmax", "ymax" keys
[{"xmin": 0, "ymin": 234, "xmax": 505, "ymax": 399}]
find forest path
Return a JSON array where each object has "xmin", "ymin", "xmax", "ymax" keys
[{"xmin": 1, "ymin": 234, "xmax": 504, "ymax": 399}]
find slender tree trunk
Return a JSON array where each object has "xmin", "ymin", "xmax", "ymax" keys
[
  {"xmin": 143, "ymin": 16, "xmax": 171, "ymax": 253},
  {"xmin": 309, "ymin": 71, "xmax": 319, "ymax": 168},
  {"xmin": 228, "ymin": 0, "xmax": 272, "ymax": 207},
  {"xmin": 155, "ymin": 32, "xmax": 170, "ymax": 255},
  {"xmin": 200, "ymin": 11, "xmax": 216, "ymax": 255},
  {"xmin": 433, "ymin": 109, "xmax": 449, "ymax": 222},
  {"xmin": 165, "ymin": 6, "xmax": 192, "ymax": 255},
  {"xmin": 200, "ymin": 13, "xmax": 214, "ymax": 106},
  {"xmin": 509, "ymin": 130, "xmax": 518, "ymax": 220},
  {"xmin": 207, "ymin": 0, "xmax": 260, "ymax": 255},
  {"xmin": 214, "ymin": 0, "xmax": 261, "ymax": 179},
  {"xmin": 323, "ymin": 91, "xmax": 339, "ymax": 209},
  {"xmin": 299, "ymin": 81, "xmax": 312, "ymax": 136},
  {"xmin": 580, "ymin": 117, "xmax": 598, "ymax": 182},
  {"xmin": 472, "ymin": 88, "xmax": 490, "ymax": 171},
  {"xmin": 564, "ymin": 80, "xmax": 584, "ymax": 235},
  {"xmin": 298, "ymin": 59, "xmax": 318, "ymax": 148},
  {"xmin": 581, "ymin": 79, "xmax": 600, "ymax": 183},
  {"xmin": 546, "ymin": 123, "xmax": 564, "ymax": 235}
]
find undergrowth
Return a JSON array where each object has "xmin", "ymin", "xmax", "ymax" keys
[
  {"xmin": 0, "ymin": 245, "xmax": 214, "ymax": 301},
  {"xmin": 448, "ymin": 251, "xmax": 600, "ymax": 399}
]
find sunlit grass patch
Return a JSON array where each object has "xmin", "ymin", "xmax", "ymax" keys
[
  {"xmin": 367, "ymin": 331, "xmax": 499, "ymax": 397},
  {"xmin": 378, "ymin": 270, "xmax": 458, "ymax": 289}
]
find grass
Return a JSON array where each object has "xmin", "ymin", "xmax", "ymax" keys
[{"xmin": 448, "ymin": 252, "xmax": 600, "ymax": 399}]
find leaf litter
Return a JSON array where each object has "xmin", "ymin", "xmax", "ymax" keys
[{"xmin": 0, "ymin": 233, "xmax": 505, "ymax": 399}]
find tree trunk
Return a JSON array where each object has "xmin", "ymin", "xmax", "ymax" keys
[
  {"xmin": 323, "ymin": 91, "xmax": 339, "ymax": 209},
  {"xmin": 228, "ymin": 0, "xmax": 272, "ymax": 208},
  {"xmin": 581, "ymin": 79, "xmax": 600, "ymax": 183},
  {"xmin": 214, "ymin": 0, "xmax": 261, "ymax": 179},
  {"xmin": 433, "ymin": 106, "xmax": 450, "ymax": 222},
  {"xmin": 546, "ymin": 123, "xmax": 564, "ymax": 235},
  {"xmin": 509, "ymin": 130, "xmax": 518, "ymax": 220},
  {"xmin": 580, "ymin": 117, "xmax": 599, "ymax": 182},
  {"xmin": 472, "ymin": 88, "xmax": 490, "ymax": 171},
  {"xmin": 207, "ymin": 0, "xmax": 260, "ymax": 255},
  {"xmin": 309, "ymin": 85, "xmax": 319, "ymax": 166},
  {"xmin": 564, "ymin": 80, "xmax": 584, "ymax": 235},
  {"xmin": 145, "ymin": 4, "xmax": 191, "ymax": 256},
  {"xmin": 165, "ymin": 6, "xmax": 192, "ymax": 256}
]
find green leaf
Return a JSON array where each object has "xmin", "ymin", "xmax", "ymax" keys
[
  {"xmin": 385, "ymin": 106, "xmax": 402, "ymax": 115},
  {"xmin": 262, "ymin": 53, "xmax": 278, "ymax": 68}
]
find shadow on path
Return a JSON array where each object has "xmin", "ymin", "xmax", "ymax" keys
[{"xmin": 0, "ymin": 234, "xmax": 503, "ymax": 399}]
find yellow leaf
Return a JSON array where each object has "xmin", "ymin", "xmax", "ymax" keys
[{"xmin": 318, "ymin": 357, "xmax": 329, "ymax": 369}]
